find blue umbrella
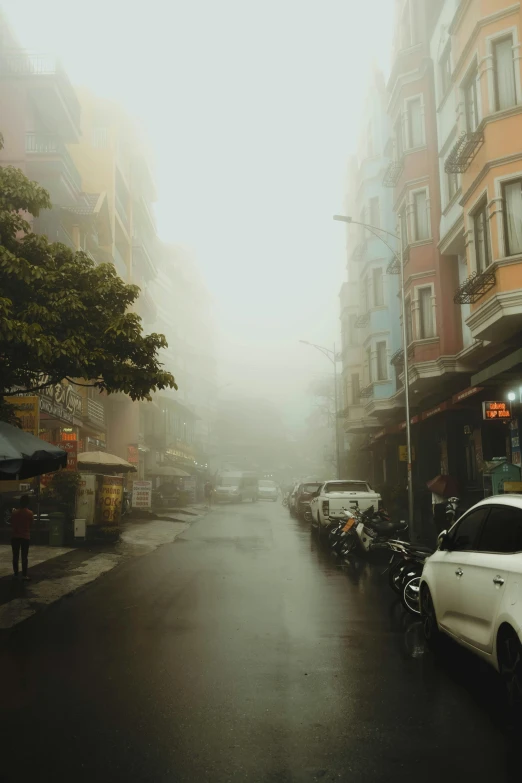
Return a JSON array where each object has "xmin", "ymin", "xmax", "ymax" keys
[{"xmin": 0, "ymin": 421, "xmax": 67, "ymax": 480}]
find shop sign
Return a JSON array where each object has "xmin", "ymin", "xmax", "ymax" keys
[
  {"xmin": 371, "ymin": 429, "xmax": 386, "ymax": 442},
  {"xmin": 100, "ymin": 476, "xmax": 124, "ymax": 524},
  {"xmin": 132, "ymin": 480, "xmax": 152, "ymax": 509},
  {"xmin": 483, "ymin": 401, "xmax": 512, "ymax": 421},
  {"xmin": 9, "ymin": 396, "xmax": 39, "ymax": 436},
  {"xmin": 39, "ymin": 379, "xmax": 83, "ymax": 424},
  {"xmin": 422, "ymin": 402, "xmax": 449, "ymax": 420},
  {"xmin": 398, "ymin": 445, "xmax": 416, "ymax": 461},
  {"xmin": 58, "ymin": 440, "xmax": 78, "ymax": 470},
  {"xmin": 452, "ymin": 386, "xmax": 483, "ymax": 404},
  {"xmin": 127, "ymin": 445, "xmax": 139, "ymax": 464}
]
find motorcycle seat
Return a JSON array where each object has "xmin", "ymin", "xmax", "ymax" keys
[{"xmin": 371, "ymin": 520, "xmax": 407, "ymax": 535}]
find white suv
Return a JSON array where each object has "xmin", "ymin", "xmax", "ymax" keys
[{"xmin": 421, "ymin": 495, "xmax": 522, "ymax": 703}]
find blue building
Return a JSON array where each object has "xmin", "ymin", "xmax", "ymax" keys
[{"xmin": 339, "ymin": 69, "xmax": 402, "ymax": 485}]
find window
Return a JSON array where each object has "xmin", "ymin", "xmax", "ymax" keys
[
  {"xmin": 405, "ymin": 296, "xmax": 413, "ymax": 344},
  {"xmin": 503, "ymin": 179, "xmax": 522, "ymax": 256},
  {"xmin": 366, "ymin": 347, "xmax": 372, "ymax": 383},
  {"xmin": 440, "ymin": 47, "xmax": 452, "ymax": 95},
  {"xmin": 92, "ymin": 127, "xmax": 108, "ymax": 149},
  {"xmin": 373, "ymin": 267, "xmax": 384, "ymax": 307},
  {"xmin": 394, "ymin": 115, "xmax": 403, "ymax": 159},
  {"xmin": 369, "ymin": 197, "xmax": 380, "ymax": 229},
  {"xmin": 363, "ymin": 277, "xmax": 370, "ymax": 313},
  {"xmin": 473, "ymin": 199, "xmax": 491, "ymax": 272},
  {"xmin": 464, "ymin": 70, "xmax": 479, "ymax": 131},
  {"xmin": 477, "ymin": 505, "xmax": 522, "ymax": 553},
  {"xmin": 413, "ymin": 190, "xmax": 429, "ymax": 240},
  {"xmin": 494, "ymin": 36, "xmax": 517, "ymax": 111},
  {"xmin": 401, "ymin": 0, "xmax": 419, "ymax": 49},
  {"xmin": 376, "ymin": 342, "xmax": 388, "ymax": 380},
  {"xmin": 418, "ymin": 287, "xmax": 434, "ymax": 339},
  {"xmin": 447, "ymin": 171, "xmax": 459, "ymax": 202},
  {"xmin": 450, "ymin": 507, "xmax": 490, "ymax": 551},
  {"xmin": 351, "ymin": 373, "xmax": 360, "ymax": 405},
  {"xmin": 407, "ymin": 98, "xmax": 423, "ymax": 148}
]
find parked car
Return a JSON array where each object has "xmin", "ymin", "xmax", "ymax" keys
[
  {"xmin": 310, "ymin": 479, "xmax": 381, "ymax": 533},
  {"xmin": 215, "ymin": 472, "xmax": 258, "ymax": 503},
  {"xmin": 258, "ymin": 480, "xmax": 278, "ymax": 502},
  {"xmin": 295, "ymin": 482, "xmax": 322, "ymax": 519},
  {"xmin": 421, "ymin": 495, "xmax": 522, "ymax": 704},
  {"xmin": 288, "ymin": 484, "xmax": 300, "ymax": 516}
]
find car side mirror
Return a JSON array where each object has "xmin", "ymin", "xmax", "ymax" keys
[{"xmin": 437, "ymin": 530, "xmax": 450, "ymax": 550}]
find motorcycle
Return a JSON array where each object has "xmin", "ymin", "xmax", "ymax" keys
[{"xmin": 352, "ymin": 505, "xmax": 409, "ymax": 554}]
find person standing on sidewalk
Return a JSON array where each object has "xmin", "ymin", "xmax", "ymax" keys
[
  {"xmin": 11, "ymin": 495, "xmax": 33, "ymax": 581},
  {"xmin": 204, "ymin": 480, "xmax": 213, "ymax": 508}
]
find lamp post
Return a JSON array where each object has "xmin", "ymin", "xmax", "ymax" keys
[
  {"xmin": 300, "ymin": 340, "xmax": 341, "ymax": 479},
  {"xmin": 333, "ymin": 214, "xmax": 414, "ymax": 535}
]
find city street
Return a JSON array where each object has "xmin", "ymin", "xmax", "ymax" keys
[{"xmin": 0, "ymin": 501, "xmax": 518, "ymax": 782}]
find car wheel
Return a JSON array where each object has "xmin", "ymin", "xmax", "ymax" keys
[
  {"xmin": 420, "ymin": 585, "xmax": 440, "ymax": 647},
  {"xmin": 498, "ymin": 627, "xmax": 522, "ymax": 707},
  {"xmin": 401, "ymin": 575, "xmax": 422, "ymax": 616}
]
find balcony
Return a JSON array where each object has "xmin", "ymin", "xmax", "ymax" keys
[
  {"xmin": 352, "ymin": 241, "xmax": 366, "ymax": 263},
  {"xmin": 25, "ymin": 132, "xmax": 82, "ymax": 193},
  {"xmin": 383, "ymin": 158, "xmax": 404, "ymax": 187},
  {"xmin": 454, "ymin": 269, "xmax": 496, "ymax": 305},
  {"xmin": 386, "ymin": 256, "xmax": 400, "ymax": 275},
  {"xmin": 133, "ymin": 239, "xmax": 158, "ymax": 282},
  {"xmin": 354, "ymin": 312, "xmax": 369, "ymax": 328},
  {"xmin": 139, "ymin": 287, "xmax": 157, "ymax": 325},
  {"xmin": 359, "ymin": 383, "xmax": 374, "ymax": 399},
  {"xmin": 115, "ymin": 191, "xmax": 131, "ymax": 235},
  {"xmin": 113, "ymin": 246, "xmax": 128, "ymax": 280},
  {"xmin": 2, "ymin": 53, "xmax": 81, "ymax": 140},
  {"xmin": 445, "ymin": 131, "xmax": 484, "ymax": 174},
  {"xmin": 83, "ymin": 398, "xmax": 105, "ymax": 428}
]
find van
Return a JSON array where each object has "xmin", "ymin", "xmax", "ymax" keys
[{"xmin": 215, "ymin": 472, "xmax": 258, "ymax": 503}]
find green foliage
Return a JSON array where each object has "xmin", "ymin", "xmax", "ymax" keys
[
  {"xmin": 43, "ymin": 470, "xmax": 82, "ymax": 519},
  {"xmin": 0, "ymin": 135, "xmax": 176, "ymax": 416}
]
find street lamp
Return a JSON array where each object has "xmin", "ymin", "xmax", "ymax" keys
[
  {"xmin": 300, "ymin": 340, "xmax": 341, "ymax": 479},
  {"xmin": 334, "ymin": 213, "xmax": 415, "ymax": 536}
]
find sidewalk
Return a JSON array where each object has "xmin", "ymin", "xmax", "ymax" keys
[{"xmin": 0, "ymin": 508, "xmax": 206, "ymax": 632}]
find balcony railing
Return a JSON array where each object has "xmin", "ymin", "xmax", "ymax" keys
[
  {"xmin": 3, "ymin": 53, "xmax": 81, "ymax": 130},
  {"xmin": 25, "ymin": 132, "xmax": 82, "ymax": 191},
  {"xmin": 386, "ymin": 256, "xmax": 400, "ymax": 274},
  {"xmin": 445, "ymin": 131, "xmax": 484, "ymax": 174},
  {"xmin": 359, "ymin": 383, "xmax": 374, "ymax": 398},
  {"xmin": 352, "ymin": 241, "xmax": 366, "ymax": 262},
  {"xmin": 83, "ymin": 398, "xmax": 105, "ymax": 427},
  {"xmin": 383, "ymin": 158, "xmax": 404, "ymax": 187},
  {"xmin": 354, "ymin": 312, "xmax": 370, "ymax": 328},
  {"xmin": 115, "ymin": 192, "xmax": 131, "ymax": 233},
  {"xmin": 454, "ymin": 269, "xmax": 496, "ymax": 304}
]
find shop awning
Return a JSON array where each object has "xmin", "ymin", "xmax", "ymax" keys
[{"xmin": 471, "ymin": 347, "xmax": 522, "ymax": 387}]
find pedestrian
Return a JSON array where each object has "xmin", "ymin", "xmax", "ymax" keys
[
  {"xmin": 11, "ymin": 495, "xmax": 33, "ymax": 581},
  {"xmin": 204, "ymin": 480, "xmax": 213, "ymax": 508}
]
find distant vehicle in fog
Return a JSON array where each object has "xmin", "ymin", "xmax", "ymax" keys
[
  {"xmin": 295, "ymin": 482, "xmax": 322, "ymax": 519},
  {"xmin": 215, "ymin": 472, "xmax": 258, "ymax": 503},
  {"xmin": 258, "ymin": 480, "xmax": 278, "ymax": 502}
]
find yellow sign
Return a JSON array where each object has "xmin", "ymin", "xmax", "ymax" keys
[
  {"xmin": 399, "ymin": 445, "xmax": 416, "ymax": 462},
  {"xmin": 9, "ymin": 396, "xmax": 40, "ymax": 436},
  {"xmin": 99, "ymin": 476, "xmax": 124, "ymax": 524},
  {"xmin": 504, "ymin": 482, "xmax": 522, "ymax": 494}
]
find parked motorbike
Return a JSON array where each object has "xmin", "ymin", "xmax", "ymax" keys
[
  {"xmin": 352, "ymin": 505, "xmax": 409, "ymax": 554},
  {"xmin": 384, "ymin": 496, "xmax": 460, "ymax": 615}
]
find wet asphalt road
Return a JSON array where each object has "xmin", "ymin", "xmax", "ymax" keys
[{"xmin": 0, "ymin": 501, "xmax": 519, "ymax": 782}]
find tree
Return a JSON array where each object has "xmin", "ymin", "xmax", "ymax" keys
[{"xmin": 0, "ymin": 135, "xmax": 176, "ymax": 421}]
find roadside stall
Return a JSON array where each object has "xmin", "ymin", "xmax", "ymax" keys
[{"xmin": 76, "ymin": 451, "xmax": 137, "ymax": 541}]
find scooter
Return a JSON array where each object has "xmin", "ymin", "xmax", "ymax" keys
[{"xmin": 353, "ymin": 505, "xmax": 409, "ymax": 553}]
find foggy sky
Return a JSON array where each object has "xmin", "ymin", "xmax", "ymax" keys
[{"xmin": 3, "ymin": 0, "xmax": 393, "ymax": 428}]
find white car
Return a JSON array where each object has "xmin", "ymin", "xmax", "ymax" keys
[
  {"xmin": 309, "ymin": 479, "xmax": 381, "ymax": 532},
  {"xmin": 258, "ymin": 480, "xmax": 278, "ymax": 502},
  {"xmin": 421, "ymin": 495, "xmax": 522, "ymax": 703}
]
